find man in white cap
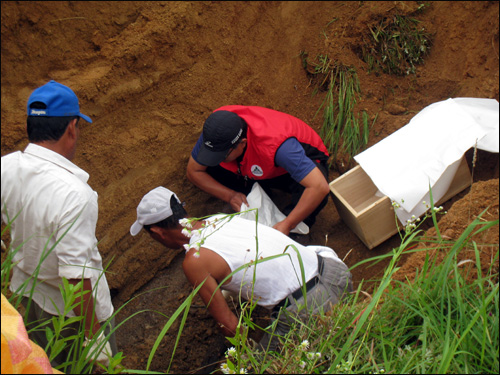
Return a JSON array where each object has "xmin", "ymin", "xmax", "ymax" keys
[
  {"xmin": 130, "ymin": 186, "xmax": 353, "ymax": 352},
  {"xmin": 1, "ymin": 80, "xmax": 116, "ymax": 368}
]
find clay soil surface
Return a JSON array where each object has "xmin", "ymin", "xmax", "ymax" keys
[{"xmin": 1, "ymin": 1, "xmax": 499, "ymax": 373}]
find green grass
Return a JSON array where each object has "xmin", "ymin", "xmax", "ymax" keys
[
  {"xmin": 218, "ymin": 204, "xmax": 499, "ymax": 374},
  {"xmin": 3, "ymin": 203, "xmax": 498, "ymax": 374},
  {"xmin": 300, "ymin": 52, "xmax": 376, "ymax": 169},
  {"xmin": 361, "ymin": 14, "xmax": 432, "ymax": 76},
  {"xmin": 1, "ymin": 208, "xmax": 200, "ymax": 374}
]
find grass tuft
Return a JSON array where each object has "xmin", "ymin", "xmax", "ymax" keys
[
  {"xmin": 301, "ymin": 52, "xmax": 376, "ymax": 170},
  {"xmin": 361, "ymin": 14, "xmax": 432, "ymax": 76}
]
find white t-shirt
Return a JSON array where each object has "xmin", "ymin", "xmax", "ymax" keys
[
  {"xmin": 189, "ymin": 215, "xmax": 320, "ymax": 308},
  {"xmin": 1, "ymin": 144, "xmax": 113, "ymax": 321}
]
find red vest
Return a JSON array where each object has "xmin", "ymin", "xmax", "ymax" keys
[{"xmin": 218, "ymin": 105, "xmax": 329, "ymax": 180}]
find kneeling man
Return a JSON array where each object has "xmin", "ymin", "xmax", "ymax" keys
[{"xmin": 130, "ymin": 186, "xmax": 353, "ymax": 351}]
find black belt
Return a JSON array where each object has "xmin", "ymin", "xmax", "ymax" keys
[{"xmin": 273, "ymin": 254, "xmax": 324, "ymax": 312}]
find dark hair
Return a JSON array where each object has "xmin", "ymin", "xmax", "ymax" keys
[
  {"xmin": 27, "ymin": 101, "xmax": 79, "ymax": 142},
  {"xmin": 240, "ymin": 119, "xmax": 248, "ymax": 139},
  {"xmin": 143, "ymin": 195, "xmax": 188, "ymax": 232}
]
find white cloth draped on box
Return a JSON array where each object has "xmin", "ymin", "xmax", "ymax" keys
[{"xmin": 354, "ymin": 97, "xmax": 499, "ymax": 224}]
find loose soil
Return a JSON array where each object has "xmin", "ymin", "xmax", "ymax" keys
[{"xmin": 1, "ymin": 1, "xmax": 498, "ymax": 373}]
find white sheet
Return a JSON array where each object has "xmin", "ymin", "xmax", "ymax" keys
[
  {"xmin": 239, "ymin": 182, "xmax": 309, "ymax": 234},
  {"xmin": 354, "ymin": 98, "xmax": 499, "ymax": 224}
]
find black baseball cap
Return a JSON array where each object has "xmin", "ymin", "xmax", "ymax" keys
[{"xmin": 197, "ymin": 110, "xmax": 245, "ymax": 167}]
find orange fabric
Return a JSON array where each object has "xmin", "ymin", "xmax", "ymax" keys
[{"xmin": 1, "ymin": 293, "xmax": 63, "ymax": 374}]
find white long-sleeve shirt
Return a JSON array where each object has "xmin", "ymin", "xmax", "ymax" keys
[{"xmin": 1, "ymin": 143, "xmax": 113, "ymax": 321}]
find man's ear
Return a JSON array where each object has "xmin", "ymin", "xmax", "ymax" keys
[
  {"xmin": 149, "ymin": 226, "xmax": 162, "ymax": 236},
  {"xmin": 148, "ymin": 226, "xmax": 165, "ymax": 242},
  {"xmin": 66, "ymin": 118, "xmax": 78, "ymax": 140}
]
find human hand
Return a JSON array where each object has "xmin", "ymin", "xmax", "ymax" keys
[
  {"xmin": 229, "ymin": 192, "xmax": 248, "ymax": 212},
  {"xmin": 83, "ymin": 331, "xmax": 112, "ymax": 367},
  {"xmin": 273, "ymin": 220, "xmax": 292, "ymax": 236}
]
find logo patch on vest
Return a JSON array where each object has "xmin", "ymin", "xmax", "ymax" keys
[{"xmin": 251, "ymin": 165, "xmax": 264, "ymax": 177}]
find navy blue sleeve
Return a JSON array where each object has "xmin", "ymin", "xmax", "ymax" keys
[
  {"xmin": 275, "ymin": 138, "xmax": 317, "ymax": 182},
  {"xmin": 191, "ymin": 134, "xmax": 204, "ymax": 161}
]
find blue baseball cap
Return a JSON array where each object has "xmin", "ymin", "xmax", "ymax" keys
[{"xmin": 27, "ymin": 80, "xmax": 92, "ymax": 123}]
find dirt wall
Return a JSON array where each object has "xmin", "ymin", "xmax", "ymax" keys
[{"xmin": 2, "ymin": 1, "xmax": 498, "ymax": 372}]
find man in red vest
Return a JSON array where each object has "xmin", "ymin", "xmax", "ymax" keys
[{"xmin": 187, "ymin": 105, "xmax": 330, "ymax": 236}]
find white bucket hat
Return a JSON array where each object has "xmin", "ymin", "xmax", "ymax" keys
[{"xmin": 130, "ymin": 187, "xmax": 181, "ymax": 236}]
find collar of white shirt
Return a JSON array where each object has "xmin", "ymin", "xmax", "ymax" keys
[{"xmin": 24, "ymin": 143, "xmax": 90, "ymax": 184}]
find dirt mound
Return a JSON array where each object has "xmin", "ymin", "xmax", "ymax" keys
[
  {"xmin": 1, "ymin": 1, "xmax": 498, "ymax": 373},
  {"xmin": 394, "ymin": 178, "xmax": 499, "ymax": 284}
]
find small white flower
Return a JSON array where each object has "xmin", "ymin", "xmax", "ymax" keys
[
  {"xmin": 181, "ymin": 228, "xmax": 192, "ymax": 237},
  {"xmin": 192, "ymin": 242, "xmax": 201, "ymax": 251},
  {"xmin": 220, "ymin": 363, "xmax": 230, "ymax": 374},
  {"xmin": 193, "ymin": 251, "xmax": 200, "ymax": 258},
  {"xmin": 306, "ymin": 352, "xmax": 315, "ymax": 360},
  {"xmin": 299, "ymin": 340, "xmax": 310, "ymax": 350},
  {"xmin": 299, "ymin": 361, "xmax": 306, "ymax": 369},
  {"xmin": 179, "ymin": 218, "xmax": 192, "ymax": 228},
  {"xmin": 239, "ymin": 368, "xmax": 247, "ymax": 374},
  {"xmin": 315, "ymin": 352, "xmax": 321, "ymax": 358},
  {"xmin": 226, "ymin": 347, "xmax": 236, "ymax": 358},
  {"xmin": 183, "ymin": 244, "xmax": 190, "ymax": 251}
]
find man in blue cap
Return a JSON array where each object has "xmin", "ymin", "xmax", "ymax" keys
[{"xmin": 1, "ymin": 80, "xmax": 116, "ymax": 368}]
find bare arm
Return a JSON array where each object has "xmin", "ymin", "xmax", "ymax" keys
[
  {"xmin": 273, "ymin": 166, "xmax": 329, "ymax": 235},
  {"xmin": 182, "ymin": 249, "xmax": 240, "ymax": 337},
  {"xmin": 68, "ymin": 278, "xmax": 101, "ymax": 339},
  {"xmin": 186, "ymin": 155, "xmax": 248, "ymax": 211}
]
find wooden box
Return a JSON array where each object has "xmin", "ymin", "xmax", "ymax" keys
[{"xmin": 329, "ymin": 156, "xmax": 472, "ymax": 249}]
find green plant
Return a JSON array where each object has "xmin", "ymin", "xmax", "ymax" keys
[
  {"xmin": 229, "ymin": 195, "xmax": 498, "ymax": 374},
  {"xmin": 4, "ymin": 197, "xmax": 498, "ymax": 374},
  {"xmin": 301, "ymin": 52, "xmax": 375, "ymax": 169},
  {"xmin": 362, "ymin": 14, "xmax": 432, "ymax": 75},
  {"xmin": 2, "ymin": 210, "xmax": 146, "ymax": 373}
]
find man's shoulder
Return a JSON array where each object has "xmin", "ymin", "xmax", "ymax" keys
[
  {"xmin": 1, "ymin": 150, "xmax": 22, "ymax": 163},
  {"xmin": 2, "ymin": 150, "xmax": 25, "ymax": 183},
  {"xmin": 2, "ymin": 150, "xmax": 94, "ymax": 201}
]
